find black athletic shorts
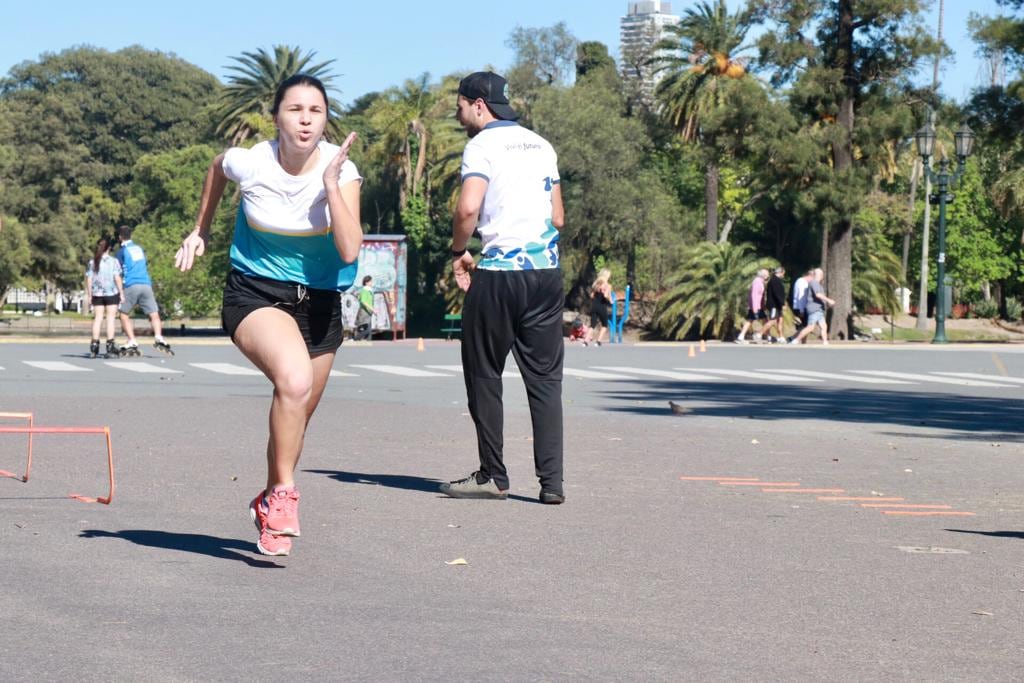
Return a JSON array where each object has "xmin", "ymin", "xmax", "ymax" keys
[
  {"xmin": 590, "ymin": 305, "xmax": 611, "ymax": 328},
  {"xmin": 91, "ymin": 295, "xmax": 119, "ymax": 307},
  {"xmin": 745, "ymin": 308, "xmax": 767, "ymax": 322},
  {"xmin": 221, "ymin": 270, "xmax": 343, "ymax": 355}
]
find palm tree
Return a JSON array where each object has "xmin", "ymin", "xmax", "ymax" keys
[
  {"xmin": 652, "ymin": 241, "xmax": 772, "ymax": 340},
  {"xmin": 853, "ymin": 230, "xmax": 902, "ymax": 317},
  {"xmin": 364, "ymin": 73, "xmax": 468, "ymax": 219},
  {"xmin": 215, "ymin": 45, "xmax": 342, "ymax": 145},
  {"xmin": 655, "ymin": 0, "xmax": 752, "ymax": 241},
  {"xmin": 364, "ymin": 74, "xmax": 443, "ymax": 213}
]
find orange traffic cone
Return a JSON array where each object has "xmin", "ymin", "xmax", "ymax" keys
[
  {"xmin": 417, "ymin": 337, "xmax": 425, "ymax": 352},
  {"xmin": 688, "ymin": 344, "xmax": 696, "ymax": 358},
  {"xmin": 700, "ymin": 339, "xmax": 707, "ymax": 353}
]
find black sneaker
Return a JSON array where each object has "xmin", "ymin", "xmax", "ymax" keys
[
  {"xmin": 539, "ymin": 489, "xmax": 565, "ymax": 505},
  {"xmin": 439, "ymin": 472, "xmax": 508, "ymax": 499}
]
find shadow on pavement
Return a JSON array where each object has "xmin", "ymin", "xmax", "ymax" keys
[
  {"xmin": 79, "ymin": 529, "xmax": 284, "ymax": 568},
  {"xmin": 599, "ymin": 381, "xmax": 1024, "ymax": 441},
  {"xmin": 305, "ymin": 469, "xmax": 443, "ymax": 493},
  {"xmin": 946, "ymin": 529, "xmax": 1024, "ymax": 540},
  {"xmin": 304, "ymin": 469, "xmax": 541, "ymax": 504}
]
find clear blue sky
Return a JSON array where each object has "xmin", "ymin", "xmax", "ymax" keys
[{"xmin": 0, "ymin": 1, "xmax": 1009, "ymax": 106}]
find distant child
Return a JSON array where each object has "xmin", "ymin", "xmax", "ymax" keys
[{"xmin": 569, "ymin": 317, "xmax": 590, "ymax": 344}]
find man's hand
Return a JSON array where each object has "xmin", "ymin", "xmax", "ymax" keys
[
  {"xmin": 453, "ymin": 252, "xmax": 476, "ymax": 292},
  {"xmin": 323, "ymin": 132, "xmax": 358, "ymax": 186}
]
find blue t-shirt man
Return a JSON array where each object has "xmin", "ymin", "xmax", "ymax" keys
[
  {"xmin": 117, "ymin": 240, "xmax": 152, "ymax": 287},
  {"xmin": 115, "ymin": 225, "xmax": 171, "ymax": 354}
]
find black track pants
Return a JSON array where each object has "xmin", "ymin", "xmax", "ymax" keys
[{"xmin": 460, "ymin": 268, "xmax": 564, "ymax": 493}]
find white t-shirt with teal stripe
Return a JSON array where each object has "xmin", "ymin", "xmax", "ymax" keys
[
  {"xmin": 222, "ymin": 140, "xmax": 362, "ymax": 291},
  {"xmin": 461, "ymin": 121, "xmax": 561, "ymax": 271}
]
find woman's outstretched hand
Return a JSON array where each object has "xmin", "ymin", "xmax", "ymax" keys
[{"xmin": 175, "ymin": 228, "xmax": 208, "ymax": 272}]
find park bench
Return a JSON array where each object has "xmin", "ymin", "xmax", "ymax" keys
[{"xmin": 441, "ymin": 313, "xmax": 462, "ymax": 340}]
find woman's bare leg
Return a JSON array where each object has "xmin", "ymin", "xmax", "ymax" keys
[
  {"xmin": 91, "ymin": 306, "xmax": 103, "ymax": 340},
  {"xmin": 104, "ymin": 305, "xmax": 117, "ymax": 341},
  {"xmin": 233, "ymin": 307, "xmax": 317, "ymax": 491}
]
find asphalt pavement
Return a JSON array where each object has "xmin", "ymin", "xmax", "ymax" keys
[{"xmin": 1, "ymin": 339, "xmax": 1022, "ymax": 680}]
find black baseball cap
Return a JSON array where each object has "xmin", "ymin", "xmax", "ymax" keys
[{"xmin": 457, "ymin": 71, "xmax": 519, "ymax": 121}]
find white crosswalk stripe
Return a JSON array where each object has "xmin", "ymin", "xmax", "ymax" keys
[
  {"xmin": 593, "ymin": 366, "xmax": 724, "ymax": 381},
  {"xmin": 104, "ymin": 361, "xmax": 182, "ymax": 374},
  {"xmin": 23, "ymin": 361, "xmax": 92, "ymax": 372},
  {"xmin": 351, "ymin": 364, "xmax": 453, "ymax": 377},
  {"xmin": 11, "ymin": 357, "xmax": 1024, "ymax": 394},
  {"xmin": 933, "ymin": 372, "xmax": 1024, "ymax": 385},
  {"xmin": 852, "ymin": 370, "xmax": 1015, "ymax": 388},
  {"xmin": 426, "ymin": 364, "xmax": 520, "ymax": 378},
  {"xmin": 760, "ymin": 369, "xmax": 911, "ymax": 384},
  {"xmin": 189, "ymin": 362, "xmax": 263, "ymax": 376},
  {"xmin": 689, "ymin": 368, "xmax": 823, "ymax": 383}
]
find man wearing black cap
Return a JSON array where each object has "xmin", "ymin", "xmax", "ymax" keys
[{"xmin": 439, "ymin": 71, "xmax": 567, "ymax": 505}]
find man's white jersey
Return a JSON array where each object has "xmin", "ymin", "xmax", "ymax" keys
[{"xmin": 461, "ymin": 121, "xmax": 560, "ymax": 271}]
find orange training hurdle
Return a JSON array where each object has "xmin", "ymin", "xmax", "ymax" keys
[
  {"xmin": 0, "ymin": 412, "xmax": 115, "ymax": 504},
  {"xmin": 0, "ymin": 412, "xmax": 34, "ymax": 482}
]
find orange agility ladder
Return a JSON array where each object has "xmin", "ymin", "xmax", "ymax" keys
[{"xmin": 0, "ymin": 412, "xmax": 115, "ymax": 504}]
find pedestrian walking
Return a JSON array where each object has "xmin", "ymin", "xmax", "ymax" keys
[
  {"xmin": 175, "ymin": 74, "xmax": 363, "ymax": 556},
  {"xmin": 788, "ymin": 268, "xmax": 812, "ymax": 342},
  {"xmin": 115, "ymin": 225, "xmax": 173, "ymax": 356},
  {"xmin": 354, "ymin": 275, "xmax": 374, "ymax": 341},
  {"xmin": 586, "ymin": 268, "xmax": 612, "ymax": 346},
  {"xmin": 761, "ymin": 266, "xmax": 787, "ymax": 343},
  {"xmin": 736, "ymin": 269, "xmax": 769, "ymax": 343},
  {"xmin": 85, "ymin": 235, "xmax": 124, "ymax": 358},
  {"xmin": 790, "ymin": 267, "xmax": 835, "ymax": 345},
  {"xmin": 440, "ymin": 71, "xmax": 566, "ymax": 505}
]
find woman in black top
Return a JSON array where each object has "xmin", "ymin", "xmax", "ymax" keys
[
  {"xmin": 762, "ymin": 266, "xmax": 787, "ymax": 343},
  {"xmin": 586, "ymin": 268, "xmax": 613, "ymax": 346}
]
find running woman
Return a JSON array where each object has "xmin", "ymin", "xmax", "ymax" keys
[{"xmin": 175, "ymin": 74, "xmax": 362, "ymax": 556}]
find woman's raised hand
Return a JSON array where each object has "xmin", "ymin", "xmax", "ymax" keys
[{"xmin": 323, "ymin": 132, "xmax": 358, "ymax": 186}]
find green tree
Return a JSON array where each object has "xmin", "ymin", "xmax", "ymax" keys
[
  {"xmin": 505, "ymin": 22, "xmax": 578, "ymax": 121},
  {"xmin": 0, "ymin": 216, "xmax": 31, "ymax": 304},
  {"xmin": 652, "ymin": 241, "xmax": 772, "ymax": 340},
  {"xmin": 968, "ymin": 0, "xmax": 1024, "ymax": 314},
  {"xmin": 363, "ymin": 73, "xmax": 452, "ymax": 215},
  {"xmin": 943, "ymin": 160, "xmax": 1016, "ymax": 300},
  {"xmin": 215, "ymin": 45, "xmax": 341, "ymax": 145},
  {"xmin": 576, "ymin": 41, "xmax": 617, "ymax": 80},
  {"xmin": 851, "ymin": 202, "xmax": 903, "ymax": 315},
  {"xmin": 0, "ymin": 46, "xmax": 220, "ymax": 287},
  {"xmin": 125, "ymin": 145, "xmax": 233, "ymax": 317},
  {"xmin": 751, "ymin": 0, "xmax": 939, "ymax": 338},
  {"xmin": 655, "ymin": 0, "xmax": 756, "ymax": 241},
  {"xmin": 532, "ymin": 68, "xmax": 687, "ymax": 303}
]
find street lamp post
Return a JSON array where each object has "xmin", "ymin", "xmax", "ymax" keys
[{"xmin": 915, "ymin": 121, "xmax": 975, "ymax": 344}]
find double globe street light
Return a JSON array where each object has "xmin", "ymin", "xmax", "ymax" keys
[{"xmin": 914, "ymin": 120, "xmax": 976, "ymax": 344}]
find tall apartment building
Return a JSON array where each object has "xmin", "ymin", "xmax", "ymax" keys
[{"xmin": 619, "ymin": 1, "xmax": 680, "ymax": 105}]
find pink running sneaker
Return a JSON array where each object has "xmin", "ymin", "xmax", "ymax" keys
[
  {"xmin": 264, "ymin": 486, "xmax": 301, "ymax": 537},
  {"xmin": 249, "ymin": 493, "xmax": 291, "ymax": 556}
]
